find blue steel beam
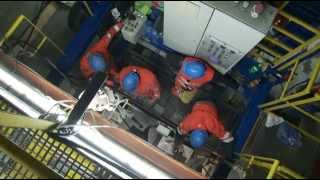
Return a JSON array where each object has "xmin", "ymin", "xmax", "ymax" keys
[
  {"xmin": 234, "ymin": 80, "xmax": 273, "ymax": 152},
  {"xmin": 47, "ymin": 1, "xmax": 111, "ymax": 85}
]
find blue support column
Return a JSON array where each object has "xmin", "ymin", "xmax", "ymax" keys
[
  {"xmin": 234, "ymin": 80, "xmax": 273, "ymax": 153},
  {"xmin": 47, "ymin": 1, "xmax": 111, "ymax": 85}
]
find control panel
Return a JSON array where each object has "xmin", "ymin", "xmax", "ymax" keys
[
  {"xmin": 196, "ymin": 35, "xmax": 243, "ymax": 73},
  {"xmin": 121, "ymin": 11, "xmax": 147, "ymax": 44},
  {"xmin": 195, "ymin": 8, "xmax": 266, "ymax": 74}
]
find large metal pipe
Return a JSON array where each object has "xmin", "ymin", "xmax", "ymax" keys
[
  {"xmin": 0, "ymin": 52, "xmax": 205, "ymax": 179},
  {"xmin": 0, "ymin": 53, "xmax": 66, "ymax": 119}
]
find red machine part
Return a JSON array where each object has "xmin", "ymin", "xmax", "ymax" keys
[
  {"xmin": 178, "ymin": 101, "xmax": 229, "ymax": 140},
  {"xmin": 172, "ymin": 57, "xmax": 215, "ymax": 97},
  {"xmin": 80, "ymin": 21, "xmax": 124, "ymax": 79},
  {"xmin": 119, "ymin": 66, "xmax": 161, "ymax": 102}
]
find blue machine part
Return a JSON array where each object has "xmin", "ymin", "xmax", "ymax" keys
[
  {"xmin": 88, "ymin": 53, "xmax": 107, "ymax": 72},
  {"xmin": 143, "ymin": 20, "xmax": 174, "ymax": 53},
  {"xmin": 235, "ymin": 57, "xmax": 263, "ymax": 82},
  {"xmin": 149, "ymin": 8, "xmax": 162, "ymax": 21},
  {"xmin": 234, "ymin": 79, "xmax": 273, "ymax": 152},
  {"xmin": 233, "ymin": 57, "xmax": 283, "ymax": 86},
  {"xmin": 122, "ymin": 72, "xmax": 139, "ymax": 93},
  {"xmin": 276, "ymin": 123, "xmax": 302, "ymax": 148},
  {"xmin": 48, "ymin": 1, "xmax": 112, "ymax": 85},
  {"xmin": 182, "ymin": 60, "xmax": 205, "ymax": 79},
  {"xmin": 190, "ymin": 129, "xmax": 209, "ymax": 149}
]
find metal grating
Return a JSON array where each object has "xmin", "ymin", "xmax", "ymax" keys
[{"xmin": 0, "ymin": 98, "xmax": 121, "ymax": 179}]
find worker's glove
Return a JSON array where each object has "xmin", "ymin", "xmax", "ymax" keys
[
  {"xmin": 177, "ymin": 76, "xmax": 193, "ymax": 91},
  {"xmin": 220, "ymin": 132, "xmax": 234, "ymax": 143}
]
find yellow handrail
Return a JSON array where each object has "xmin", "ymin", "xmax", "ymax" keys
[
  {"xmin": 239, "ymin": 153, "xmax": 304, "ymax": 179},
  {"xmin": 265, "ymin": 36, "xmax": 293, "ymax": 52},
  {"xmin": 278, "ymin": 11, "xmax": 319, "ymax": 35},
  {"xmin": 260, "ymin": 61, "xmax": 320, "ymax": 109},
  {"xmin": 280, "ymin": 60, "xmax": 299, "ymax": 99},
  {"xmin": 257, "ymin": 44, "xmax": 282, "ymax": 58},
  {"xmin": 0, "ymin": 14, "xmax": 65, "ymax": 55},
  {"xmin": 254, "ymin": 1, "xmax": 319, "ymax": 70},
  {"xmin": 0, "ymin": 15, "xmax": 24, "ymax": 47},
  {"xmin": 273, "ymin": 26, "xmax": 305, "ymax": 44}
]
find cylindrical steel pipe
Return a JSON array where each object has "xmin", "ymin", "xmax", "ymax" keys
[{"xmin": 0, "ymin": 53, "xmax": 66, "ymax": 119}]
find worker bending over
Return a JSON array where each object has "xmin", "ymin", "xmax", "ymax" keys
[
  {"xmin": 172, "ymin": 57, "xmax": 215, "ymax": 103},
  {"xmin": 177, "ymin": 101, "xmax": 234, "ymax": 149},
  {"xmin": 80, "ymin": 21, "xmax": 124, "ymax": 85},
  {"xmin": 119, "ymin": 66, "xmax": 161, "ymax": 103}
]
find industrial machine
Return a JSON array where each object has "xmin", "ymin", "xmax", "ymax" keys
[
  {"xmin": 164, "ymin": 1, "xmax": 277, "ymax": 74},
  {"xmin": 0, "ymin": 1, "xmax": 318, "ymax": 179}
]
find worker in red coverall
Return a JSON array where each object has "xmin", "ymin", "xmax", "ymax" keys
[
  {"xmin": 172, "ymin": 57, "xmax": 215, "ymax": 99},
  {"xmin": 80, "ymin": 21, "xmax": 124, "ymax": 85},
  {"xmin": 119, "ymin": 66, "xmax": 161, "ymax": 103},
  {"xmin": 177, "ymin": 101, "xmax": 233, "ymax": 149}
]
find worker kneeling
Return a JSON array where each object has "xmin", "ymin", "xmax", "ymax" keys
[
  {"xmin": 119, "ymin": 66, "xmax": 161, "ymax": 103},
  {"xmin": 177, "ymin": 101, "xmax": 234, "ymax": 149},
  {"xmin": 172, "ymin": 57, "xmax": 215, "ymax": 104}
]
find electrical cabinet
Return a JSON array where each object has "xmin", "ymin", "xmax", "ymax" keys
[
  {"xmin": 163, "ymin": 1, "xmax": 213, "ymax": 55},
  {"xmin": 163, "ymin": 1, "xmax": 277, "ymax": 74}
]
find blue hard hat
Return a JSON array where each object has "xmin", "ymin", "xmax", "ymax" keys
[
  {"xmin": 122, "ymin": 72, "xmax": 139, "ymax": 93},
  {"xmin": 88, "ymin": 53, "xmax": 107, "ymax": 73},
  {"xmin": 190, "ymin": 129, "xmax": 208, "ymax": 149},
  {"xmin": 182, "ymin": 60, "xmax": 205, "ymax": 79}
]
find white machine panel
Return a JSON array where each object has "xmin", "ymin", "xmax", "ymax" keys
[
  {"xmin": 163, "ymin": 1, "xmax": 213, "ymax": 55},
  {"xmin": 204, "ymin": 10, "xmax": 265, "ymax": 53},
  {"xmin": 163, "ymin": 1, "xmax": 276, "ymax": 74},
  {"xmin": 196, "ymin": 9, "xmax": 265, "ymax": 74}
]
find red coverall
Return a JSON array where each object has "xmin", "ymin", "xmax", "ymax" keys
[
  {"xmin": 80, "ymin": 21, "xmax": 124, "ymax": 80},
  {"xmin": 119, "ymin": 66, "xmax": 161, "ymax": 102},
  {"xmin": 172, "ymin": 57, "xmax": 215, "ymax": 97},
  {"xmin": 179, "ymin": 101, "xmax": 228, "ymax": 140}
]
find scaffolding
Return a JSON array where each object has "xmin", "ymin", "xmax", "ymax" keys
[
  {"xmin": 256, "ymin": 1, "xmax": 320, "ymax": 144},
  {"xmin": 259, "ymin": 48, "xmax": 320, "ymax": 144},
  {"xmin": 250, "ymin": 1, "xmax": 320, "ymax": 71}
]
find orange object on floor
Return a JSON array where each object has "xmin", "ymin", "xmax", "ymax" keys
[
  {"xmin": 80, "ymin": 21, "xmax": 124, "ymax": 79},
  {"xmin": 179, "ymin": 101, "xmax": 229, "ymax": 140},
  {"xmin": 119, "ymin": 66, "xmax": 161, "ymax": 102},
  {"xmin": 172, "ymin": 57, "xmax": 215, "ymax": 97}
]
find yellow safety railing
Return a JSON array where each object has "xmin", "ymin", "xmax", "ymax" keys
[
  {"xmin": 253, "ymin": 2, "xmax": 320, "ymax": 70},
  {"xmin": 238, "ymin": 153, "xmax": 304, "ymax": 179},
  {"xmin": 259, "ymin": 57, "xmax": 320, "ymax": 143},
  {"xmin": 260, "ymin": 58, "xmax": 320, "ymax": 109},
  {"xmin": 0, "ymin": 14, "xmax": 64, "ymax": 55}
]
